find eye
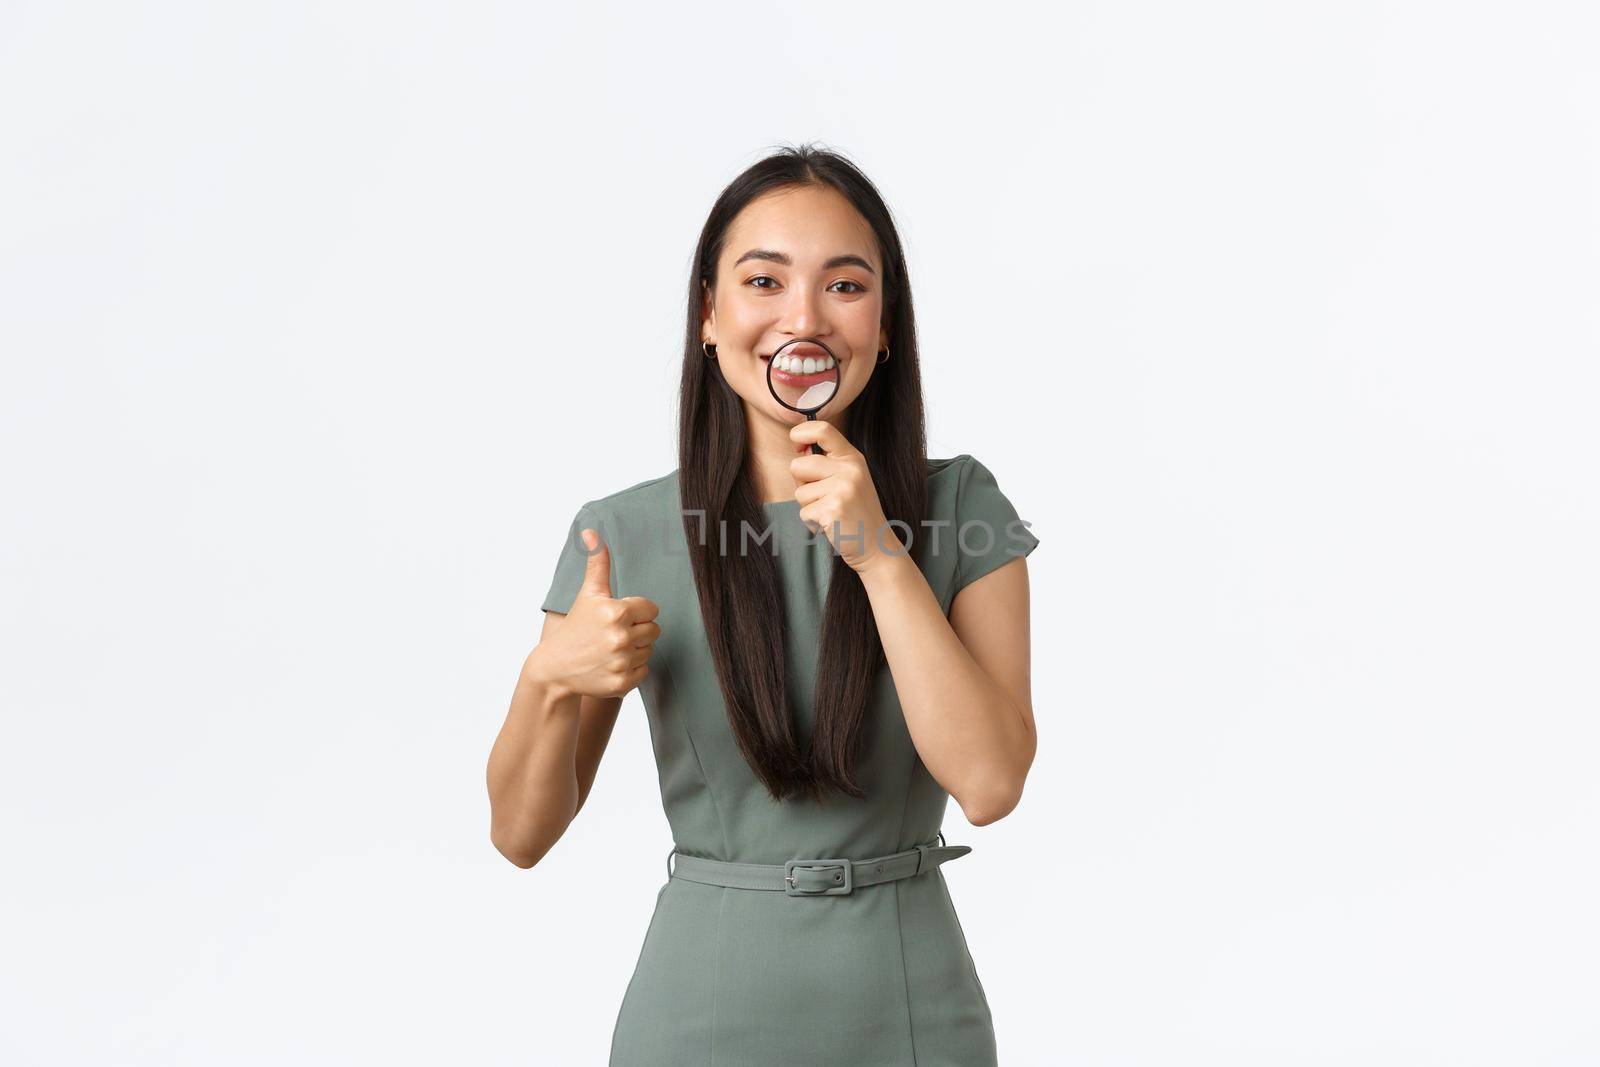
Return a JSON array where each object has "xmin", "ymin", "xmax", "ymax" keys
[
  {"xmin": 747, "ymin": 275, "xmax": 778, "ymax": 290},
  {"xmin": 830, "ymin": 280, "xmax": 866, "ymax": 294}
]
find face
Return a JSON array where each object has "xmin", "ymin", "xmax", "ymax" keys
[{"xmin": 702, "ymin": 184, "xmax": 888, "ymax": 431}]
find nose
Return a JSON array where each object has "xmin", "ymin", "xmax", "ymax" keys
[{"xmin": 777, "ymin": 283, "xmax": 826, "ymax": 339}]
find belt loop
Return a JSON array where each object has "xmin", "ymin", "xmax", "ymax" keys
[
  {"xmin": 666, "ymin": 847, "xmax": 676, "ymax": 879},
  {"xmin": 915, "ymin": 843, "xmax": 929, "ymax": 875}
]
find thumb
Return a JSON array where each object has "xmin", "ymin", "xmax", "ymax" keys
[{"xmin": 577, "ymin": 529, "xmax": 613, "ymax": 598}]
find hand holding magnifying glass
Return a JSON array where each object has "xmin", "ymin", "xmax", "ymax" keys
[{"xmin": 764, "ymin": 338, "xmax": 841, "ymax": 455}]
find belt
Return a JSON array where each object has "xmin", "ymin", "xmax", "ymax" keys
[{"xmin": 665, "ymin": 832, "xmax": 971, "ymax": 897}]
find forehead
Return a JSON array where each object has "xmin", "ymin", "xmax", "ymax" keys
[{"xmin": 722, "ymin": 185, "xmax": 879, "ymax": 269}]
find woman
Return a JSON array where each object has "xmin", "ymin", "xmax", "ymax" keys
[{"xmin": 486, "ymin": 144, "xmax": 1040, "ymax": 1066}]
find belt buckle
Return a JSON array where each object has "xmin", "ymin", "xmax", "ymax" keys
[{"xmin": 784, "ymin": 857, "xmax": 853, "ymax": 896}]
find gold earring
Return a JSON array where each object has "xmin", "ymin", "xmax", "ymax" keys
[
  {"xmin": 703, "ymin": 342, "xmax": 717, "ymax": 359},
  {"xmin": 876, "ymin": 345, "xmax": 890, "ymax": 364}
]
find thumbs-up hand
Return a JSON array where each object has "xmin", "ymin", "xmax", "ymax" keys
[{"xmin": 536, "ymin": 529, "xmax": 661, "ymax": 699}]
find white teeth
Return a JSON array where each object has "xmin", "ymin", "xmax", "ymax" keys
[{"xmin": 773, "ymin": 352, "xmax": 835, "ymax": 373}]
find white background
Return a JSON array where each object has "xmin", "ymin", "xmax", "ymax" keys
[{"xmin": 3, "ymin": 2, "xmax": 1597, "ymax": 1064}]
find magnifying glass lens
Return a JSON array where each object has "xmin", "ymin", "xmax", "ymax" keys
[{"xmin": 766, "ymin": 340, "xmax": 840, "ymax": 414}]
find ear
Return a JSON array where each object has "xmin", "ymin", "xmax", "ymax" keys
[{"xmin": 701, "ymin": 280, "xmax": 715, "ymax": 341}]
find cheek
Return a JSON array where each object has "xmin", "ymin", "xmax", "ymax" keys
[
  {"xmin": 719, "ymin": 294, "xmax": 769, "ymax": 334},
  {"xmin": 850, "ymin": 295, "xmax": 884, "ymax": 330}
]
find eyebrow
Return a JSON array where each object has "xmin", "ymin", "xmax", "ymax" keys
[{"xmin": 732, "ymin": 248, "xmax": 877, "ymax": 276}]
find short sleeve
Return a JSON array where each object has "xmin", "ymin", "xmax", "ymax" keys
[
  {"xmin": 952, "ymin": 455, "xmax": 1039, "ymax": 598},
  {"xmin": 540, "ymin": 503, "xmax": 612, "ymax": 615}
]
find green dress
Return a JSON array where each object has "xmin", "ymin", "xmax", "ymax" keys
[{"xmin": 540, "ymin": 454, "xmax": 1040, "ymax": 1066}]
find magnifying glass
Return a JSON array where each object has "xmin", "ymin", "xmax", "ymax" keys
[{"xmin": 765, "ymin": 338, "xmax": 841, "ymax": 456}]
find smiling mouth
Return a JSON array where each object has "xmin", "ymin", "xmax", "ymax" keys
[
  {"xmin": 760, "ymin": 344, "xmax": 840, "ymax": 386},
  {"xmin": 762, "ymin": 358, "xmax": 834, "ymax": 386}
]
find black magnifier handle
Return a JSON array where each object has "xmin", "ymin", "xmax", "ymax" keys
[{"xmin": 807, "ymin": 412, "xmax": 825, "ymax": 455}]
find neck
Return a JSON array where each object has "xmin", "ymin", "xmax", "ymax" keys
[{"xmin": 745, "ymin": 404, "xmax": 850, "ymax": 505}]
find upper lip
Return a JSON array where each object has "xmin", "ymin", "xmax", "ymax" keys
[{"xmin": 763, "ymin": 342, "xmax": 832, "ymax": 360}]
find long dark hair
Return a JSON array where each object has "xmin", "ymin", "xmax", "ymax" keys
[{"xmin": 677, "ymin": 143, "xmax": 928, "ymax": 804}]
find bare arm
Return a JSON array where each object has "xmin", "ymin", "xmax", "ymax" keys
[
  {"xmin": 487, "ymin": 528, "xmax": 656, "ymax": 866},
  {"xmin": 489, "ymin": 612, "xmax": 627, "ymax": 866},
  {"xmin": 783, "ymin": 425, "xmax": 1037, "ymax": 827},
  {"xmin": 487, "ymin": 608, "xmax": 627, "ymax": 868},
  {"xmin": 857, "ymin": 551, "xmax": 1036, "ymax": 826}
]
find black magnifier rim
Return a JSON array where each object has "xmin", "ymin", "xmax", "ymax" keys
[{"xmin": 764, "ymin": 337, "xmax": 841, "ymax": 414}]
